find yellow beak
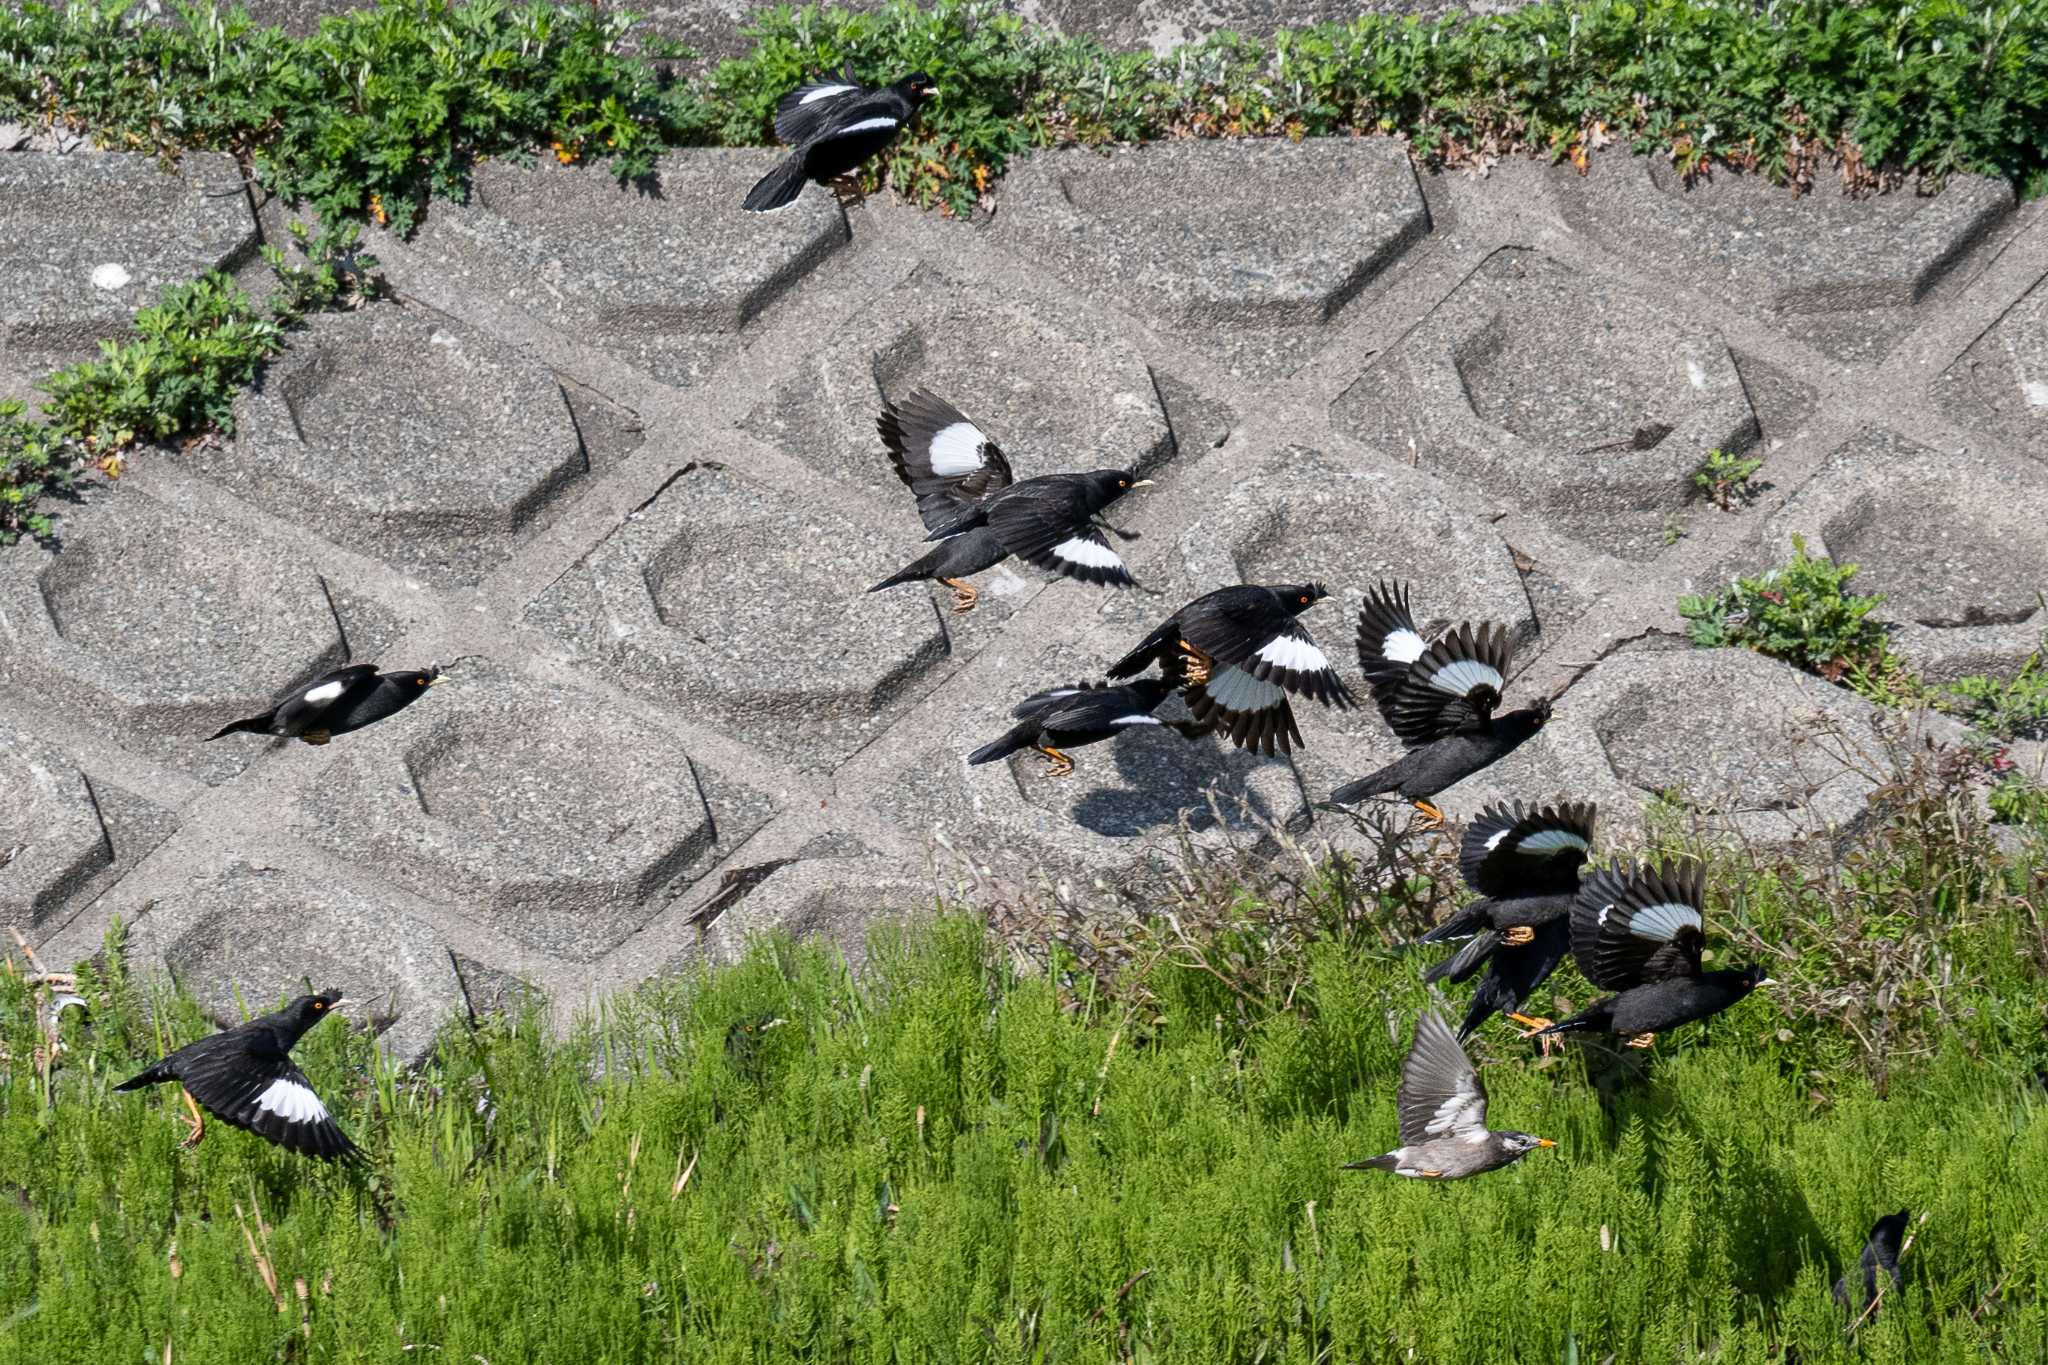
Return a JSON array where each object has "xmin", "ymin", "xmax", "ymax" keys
[
  {"xmin": 1535, "ymin": 1138, "xmax": 1557, "ymax": 1148},
  {"xmin": 1130, "ymin": 479, "xmax": 1155, "ymax": 488}
]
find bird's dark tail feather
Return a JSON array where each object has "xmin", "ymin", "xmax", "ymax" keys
[
  {"xmin": 1340, "ymin": 1154, "xmax": 1397, "ymax": 1172},
  {"xmin": 1458, "ymin": 973, "xmax": 1523, "ymax": 1040},
  {"xmin": 868, "ymin": 543, "xmax": 950, "ymax": 594},
  {"xmin": 113, "ymin": 1060, "xmax": 177, "ymax": 1091},
  {"xmin": 967, "ymin": 721, "xmax": 1036, "ymax": 766},
  {"xmin": 743, "ymin": 153, "xmax": 810, "ymax": 212},
  {"xmin": 1414, "ymin": 900, "xmax": 1492, "ymax": 947},
  {"xmin": 1423, "ymin": 930, "xmax": 1501, "ymax": 987},
  {"xmin": 1531, "ymin": 1003, "xmax": 1612, "ymax": 1038},
  {"xmin": 208, "ymin": 711, "xmax": 274, "ymax": 741},
  {"xmin": 1329, "ymin": 760, "xmax": 1401, "ymax": 805}
]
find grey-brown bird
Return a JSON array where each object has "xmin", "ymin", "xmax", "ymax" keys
[{"xmin": 1342, "ymin": 1009, "xmax": 1555, "ymax": 1180}]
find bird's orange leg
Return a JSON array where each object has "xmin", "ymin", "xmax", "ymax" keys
[
  {"xmin": 1177, "ymin": 641, "xmax": 1212, "ymax": 686},
  {"xmin": 1509, "ymin": 1012, "xmax": 1562, "ymax": 1059},
  {"xmin": 939, "ymin": 578, "xmax": 979, "ymax": 614},
  {"xmin": 1035, "ymin": 745, "xmax": 1075, "ymax": 778},
  {"xmin": 1503, "ymin": 926, "xmax": 1536, "ymax": 946},
  {"xmin": 1411, "ymin": 799, "xmax": 1446, "ymax": 830},
  {"xmin": 178, "ymin": 1088, "xmax": 205, "ymax": 1149},
  {"xmin": 1626, "ymin": 1033, "xmax": 1657, "ymax": 1050}
]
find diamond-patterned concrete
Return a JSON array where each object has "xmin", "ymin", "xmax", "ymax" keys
[
  {"xmin": 1333, "ymin": 247, "xmax": 1759, "ymax": 561},
  {"xmin": 1001, "ymin": 138, "xmax": 1431, "ymax": 376},
  {"xmin": 4, "ymin": 120, "xmax": 2038, "ymax": 1018}
]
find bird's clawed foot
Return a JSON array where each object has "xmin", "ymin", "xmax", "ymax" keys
[
  {"xmin": 1508, "ymin": 1013, "xmax": 1562, "ymax": 1058},
  {"xmin": 1411, "ymin": 799, "xmax": 1446, "ymax": 830},
  {"xmin": 1503, "ymin": 926, "xmax": 1536, "ymax": 946},
  {"xmin": 178, "ymin": 1088, "xmax": 206, "ymax": 1149},
  {"xmin": 941, "ymin": 578, "xmax": 979, "ymax": 615},
  {"xmin": 1626, "ymin": 1032, "xmax": 1657, "ymax": 1050},
  {"xmin": 1177, "ymin": 640, "xmax": 1212, "ymax": 686},
  {"xmin": 299, "ymin": 729, "xmax": 332, "ymax": 746},
  {"xmin": 828, "ymin": 175, "xmax": 868, "ymax": 209},
  {"xmin": 1035, "ymin": 746, "xmax": 1075, "ymax": 778}
]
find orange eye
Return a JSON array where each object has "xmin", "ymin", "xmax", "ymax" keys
[
  {"xmin": 312, "ymin": 1001, "xmax": 325, "ymax": 1010},
  {"xmin": 1299, "ymin": 595, "xmax": 1308, "ymax": 604}
]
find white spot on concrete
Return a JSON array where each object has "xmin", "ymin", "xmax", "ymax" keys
[{"xmin": 90, "ymin": 263, "xmax": 132, "ymax": 291}]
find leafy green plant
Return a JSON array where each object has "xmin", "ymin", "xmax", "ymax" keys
[
  {"xmin": 1988, "ymin": 771, "xmax": 2048, "ymax": 827},
  {"xmin": 1680, "ymin": 535, "xmax": 1901, "ymax": 695},
  {"xmin": 1693, "ymin": 446, "xmax": 1764, "ymax": 510},
  {"xmin": 1946, "ymin": 646, "xmax": 2048, "ymax": 741},
  {"xmin": 0, "ymin": 222, "xmax": 384, "ymax": 544}
]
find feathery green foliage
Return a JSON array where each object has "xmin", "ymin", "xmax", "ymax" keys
[{"xmin": 5, "ymin": 777, "xmax": 2046, "ymax": 1362}]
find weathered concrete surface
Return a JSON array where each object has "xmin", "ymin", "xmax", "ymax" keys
[{"xmin": 4, "ymin": 125, "xmax": 2044, "ymax": 1036}]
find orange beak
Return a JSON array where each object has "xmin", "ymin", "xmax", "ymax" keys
[{"xmin": 1536, "ymin": 1138, "xmax": 1557, "ymax": 1148}]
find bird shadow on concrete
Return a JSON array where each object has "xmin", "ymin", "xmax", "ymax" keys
[{"xmin": 1060, "ymin": 731, "xmax": 1284, "ymax": 838}]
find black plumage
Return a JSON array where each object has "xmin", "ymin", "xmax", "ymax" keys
[
  {"xmin": 1528, "ymin": 860, "xmax": 1774, "ymax": 1049},
  {"xmin": 867, "ymin": 389, "xmax": 1150, "ymax": 613},
  {"xmin": 1414, "ymin": 801, "xmax": 1597, "ymax": 1038},
  {"xmin": 743, "ymin": 72, "xmax": 937, "ymax": 212},
  {"xmin": 209, "ymin": 662, "xmax": 442, "ymax": 746},
  {"xmin": 1331, "ymin": 580, "xmax": 1551, "ymax": 823},
  {"xmin": 114, "ymin": 992, "xmax": 362, "ymax": 1162},
  {"xmin": 1109, "ymin": 582, "xmax": 1353, "ymax": 756},
  {"xmin": 967, "ymin": 678, "xmax": 1200, "ymax": 777},
  {"xmin": 1833, "ymin": 1209, "xmax": 1910, "ymax": 1317},
  {"xmin": 1342, "ymin": 1010, "xmax": 1555, "ymax": 1180}
]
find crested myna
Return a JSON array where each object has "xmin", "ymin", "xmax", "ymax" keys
[
  {"xmin": 1109, "ymin": 582, "xmax": 1353, "ymax": 756},
  {"xmin": 743, "ymin": 72, "xmax": 938, "ymax": 212},
  {"xmin": 1833, "ymin": 1209, "xmax": 1911, "ymax": 1318},
  {"xmin": 1416, "ymin": 800, "xmax": 1596, "ymax": 1038},
  {"xmin": 114, "ymin": 992, "xmax": 362, "ymax": 1161},
  {"xmin": 1343, "ymin": 1009, "xmax": 1556, "ymax": 1180},
  {"xmin": 209, "ymin": 662, "xmax": 443, "ymax": 746},
  {"xmin": 968, "ymin": 677, "xmax": 1203, "ymax": 777},
  {"xmin": 1523, "ymin": 859, "xmax": 1774, "ymax": 1049},
  {"xmin": 1330, "ymin": 580, "xmax": 1551, "ymax": 825},
  {"xmin": 867, "ymin": 389, "xmax": 1151, "ymax": 613}
]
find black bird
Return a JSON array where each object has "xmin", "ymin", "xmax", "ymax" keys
[
  {"xmin": 209, "ymin": 662, "xmax": 443, "ymax": 745},
  {"xmin": 1524, "ymin": 860, "xmax": 1775, "ymax": 1050},
  {"xmin": 867, "ymin": 389, "xmax": 1150, "ymax": 613},
  {"xmin": 1833, "ymin": 1209, "xmax": 1911, "ymax": 1317},
  {"xmin": 967, "ymin": 678, "xmax": 1203, "ymax": 777},
  {"xmin": 1342, "ymin": 1009, "xmax": 1555, "ymax": 1180},
  {"xmin": 114, "ymin": 992, "xmax": 362, "ymax": 1161},
  {"xmin": 743, "ymin": 71, "xmax": 938, "ymax": 212},
  {"xmin": 1414, "ymin": 800, "xmax": 1596, "ymax": 1038},
  {"xmin": 1330, "ymin": 580, "xmax": 1551, "ymax": 826},
  {"xmin": 1109, "ymin": 583, "xmax": 1353, "ymax": 756}
]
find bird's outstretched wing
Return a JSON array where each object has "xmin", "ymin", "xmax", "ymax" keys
[
  {"xmin": 1569, "ymin": 861, "xmax": 1706, "ymax": 990},
  {"xmin": 1357, "ymin": 579, "xmax": 1428, "ymax": 708},
  {"xmin": 1384, "ymin": 623, "xmax": 1513, "ymax": 747},
  {"xmin": 180, "ymin": 1038, "xmax": 363, "ymax": 1162},
  {"xmin": 1396, "ymin": 1010, "xmax": 1489, "ymax": 1146},
  {"xmin": 1459, "ymin": 800, "xmax": 1597, "ymax": 898},
  {"xmin": 878, "ymin": 389, "xmax": 1015, "ymax": 535},
  {"xmin": 987, "ymin": 478, "xmax": 1136, "ymax": 588}
]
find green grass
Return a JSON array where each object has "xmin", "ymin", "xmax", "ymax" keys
[{"xmin": 6, "ymin": 773, "xmax": 2047, "ymax": 1362}]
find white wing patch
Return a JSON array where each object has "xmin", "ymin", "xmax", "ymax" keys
[
  {"xmin": 1484, "ymin": 828, "xmax": 1512, "ymax": 851},
  {"xmin": 1206, "ymin": 666, "xmax": 1285, "ymax": 714},
  {"xmin": 798, "ymin": 83, "xmax": 858, "ymax": 105},
  {"xmin": 1110, "ymin": 714, "xmax": 1163, "ymax": 727},
  {"xmin": 254, "ymin": 1077, "xmax": 329, "ymax": 1125},
  {"xmin": 1256, "ymin": 634, "xmax": 1331, "ymax": 674},
  {"xmin": 1516, "ymin": 828, "xmax": 1591, "ymax": 855},
  {"xmin": 1383, "ymin": 627, "xmax": 1427, "ymax": 664},
  {"xmin": 1428, "ymin": 658, "xmax": 1505, "ymax": 697},
  {"xmin": 1627, "ymin": 900, "xmax": 1702, "ymax": 942},
  {"xmin": 927, "ymin": 421, "xmax": 987, "ymax": 476},
  {"xmin": 1050, "ymin": 536, "xmax": 1125, "ymax": 571},
  {"xmin": 836, "ymin": 116, "xmax": 901, "ymax": 135},
  {"xmin": 301, "ymin": 680, "xmax": 347, "ymax": 705},
  {"xmin": 1423, "ymin": 1095, "xmax": 1469, "ymax": 1137}
]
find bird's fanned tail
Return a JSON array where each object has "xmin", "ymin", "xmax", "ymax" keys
[
  {"xmin": 113, "ymin": 1060, "xmax": 178, "ymax": 1091},
  {"xmin": 1340, "ymin": 1153, "xmax": 1398, "ymax": 1172},
  {"xmin": 1329, "ymin": 758, "xmax": 1402, "ymax": 805}
]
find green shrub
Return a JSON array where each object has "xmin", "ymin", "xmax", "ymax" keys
[
  {"xmin": 1693, "ymin": 446, "xmax": 1764, "ymax": 510},
  {"xmin": 1947, "ymin": 647, "xmax": 2048, "ymax": 742},
  {"xmin": 1679, "ymin": 535, "xmax": 1902, "ymax": 698}
]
